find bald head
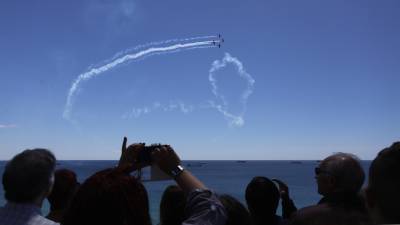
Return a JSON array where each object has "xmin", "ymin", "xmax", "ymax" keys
[{"xmin": 319, "ymin": 153, "xmax": 365, "ymax": 194}]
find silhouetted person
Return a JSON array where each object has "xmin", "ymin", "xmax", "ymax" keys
[
  {"xmin": 289, "ymin": 206, "xmax": 372, "ymax": 225},
  {"xmin": 365, "ymin": 142, "xmax": 400, "ymax": 224},
  {"xmin": 0, "ymin": 149, "xmax": 58, "ymax": 225},
  {"xmin": 62, "ymin": 166, "xmax": 152, "ymax": 225},
  {"xmin": 314, "ymin": 153, "xmax": 365, "ymax": 208},
  {"xmin": 245, "ymin": 176, "xmax": 282, "ymax": 225},
  {"xmin": 47, "ymin": 169, "xmax": 79, "ymax": 223},
  {"xmin": 291, "ymin": 153, "xmax": 370, "ymax": 224},
  {"xmin": 160, "ymin": 185, "xmax": 186, "ymax": 225},
  {"xmin": 63, "ymin": 137, "xmax": 226, "ymax": 225},
  {"xmin": 219, "ymin": 194, "xmax": 252, "ymax": 225}
]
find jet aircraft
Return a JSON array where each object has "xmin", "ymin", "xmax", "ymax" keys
[{"xmin": 212, "ymin": 34, "xmax": 224, "ymax": 48}]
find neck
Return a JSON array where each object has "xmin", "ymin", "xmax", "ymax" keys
[
  {"xmin": 326, "ymin": 191, "xmax": 358, "ymax": 197},
  {"xmin": 32, "ymin": 196, "xmax": 45, "ymax": 207}
]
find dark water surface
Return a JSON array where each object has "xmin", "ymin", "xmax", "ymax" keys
[{"xmin": 0, "ymin": 160, "xmax": 371, "ymax": 224}]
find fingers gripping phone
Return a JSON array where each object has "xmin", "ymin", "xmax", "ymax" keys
[{"xmin": 138, "ymin": 144, "xmax": 170, "ymax": 181}]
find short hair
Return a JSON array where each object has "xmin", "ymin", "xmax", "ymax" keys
[
  {"xmin": 63, "ymin": 167, "xmax": 151, "ymax": 225},
  {"xmin": 2, "ymin": 149, "xmax": 56, "ymax": 203},
  {"xmin": 160, "ymin": 185, "xmax": 186, "ymax": 225},
  {"xmin": 322, "ymin": 153, "xmax": 365, "ymax": 193},
  {"xmin": 368, "ymin": 142, "xmax": 400, "ymax": 223},
  {"xmin": 245, "ymin": 176, "xmax": 280, "ymax": 217},
  {"xmin": 47, "ymin": 169, "xmax": 79, "ymax": 211},
  {"xmin": 219, "ymin": 194, "xmax": 252, "ymax": 225}
]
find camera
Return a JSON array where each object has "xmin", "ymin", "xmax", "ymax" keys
[{"xmin": 138, "ymin": 144, "xmax": 164, "ymax": 164}]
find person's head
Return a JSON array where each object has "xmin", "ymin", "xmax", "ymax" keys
[
  {"xmin": 62, "ymin": 167, "xmax": 151, "ymax": 225},
  {"xmin": 315, "ymin": 153, "xmax": 364, "ymax": 196},
  {"xmin": 365, "ymin": 142, "xmax": 400, "ymax": 224},
  {"xmin": 219, "ymin": 194, "xmax": 252, "ymax": 225},
  {"xmin": 2, "ymin": 148, "xmax": 56, "ymax": 204},
  {"xmin": 47, "ymin": 169, "xmax": 79, "ymax": 211},
  {"xmin": 245, "ymin": 176, "xmax": 280, "ymax": 219},
  {"xmin": 159, "ymin": 185, "xmax": 185, "ymax": 225}
]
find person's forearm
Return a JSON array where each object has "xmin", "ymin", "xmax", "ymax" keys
[
  {"xmin": 282, "ymin": 197, "xmax": 297, "ymax": 219},
  {"xmin": 174, "ymin": 170, "xmax": 206, "ymax": 193},
  {"xmin": 182, "ymin": 189, "xmax": 227, "ymax": 225},
  {"xmin": 174, "ymin": 168, "xmax": 226, "ymax": 225}
]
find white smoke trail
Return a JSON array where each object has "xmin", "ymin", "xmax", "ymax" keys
[
  {"xmin": 103, "ymin": 35, "xmax": 217, "ymax": 68},
  {"xmin": 122, "ymin": 101, "xmax": 194, "ymax": 119},
  {"xmin": 0, "ymin": 124, "xmax": 17, "ymax": 129},
  {"xmin": 208, "ymin": 53, "xmax": 255, "ymax": 127},
  {"xmin": 63, "ymin": 37, "xmax": 220, "ymax": 120},
  {"xmin": 122, "ymin": 53, "xmax": 254, "ymax": 127}
]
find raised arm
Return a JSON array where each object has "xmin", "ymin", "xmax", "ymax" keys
[
  {"xmin": 117, "ymin": 137, "xmax": 148, "ymax": 173},
  {"xmin": 152, "ymin": 146, "xmax": 227, "ymax": 225},
  {"xmin": 272, "ymin": 178, "xmax": 297, "ymax": 219},
  {"xmin": 151, "ymin": 146, "xmax": 205, "ymax": 192}
]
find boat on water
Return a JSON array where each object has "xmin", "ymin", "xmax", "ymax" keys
[{"xmin": 236, "ymin": 160, "xmax": 247, "ymax": 163}]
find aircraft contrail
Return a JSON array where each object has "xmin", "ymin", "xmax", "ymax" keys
[
  {"xmin": 104, "ymin": 35, "xmax": 217, "ymax": 67},
  {"xmin": 208, "ymin": 53, "xmax": 255, "ymax": 127},
  {"xmin": 122, "ymin": 53, "xmax": 255, "ymax": 127},
  {"xmin": 122, "ymin": 101, "xmax": 194, "ymax": 119},
  {"xmin": 63, "ymin": 36, "xmax": 222, "ymax": 120},
  {"xmin": 0, "ymin": 124, "xmax": 17, "ymax": 129}
]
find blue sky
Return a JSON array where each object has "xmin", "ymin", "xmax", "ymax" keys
[{"xmin": 0, "ymin": 0, "xmax": 399, "ymax": 160}]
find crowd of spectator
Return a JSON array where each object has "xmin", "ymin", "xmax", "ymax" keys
[{"xmin": 0, "ymin": 138, "xmax": 399, "ymax": 225}]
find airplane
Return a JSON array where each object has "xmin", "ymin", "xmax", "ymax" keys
[
  {"xmin": 212, "ymin": 40, "xmax": 222, "ymax": 48},
  {"xmin": 212, "ymin": 40, "xmax": 220, "ymax": 48},
  {"xmin": 212, "ymin": 34, "xmax": 224, "ymax": 48},
  {"xmin": 218, "ymin": 34, "xmax": 224, "ymax": 43}
]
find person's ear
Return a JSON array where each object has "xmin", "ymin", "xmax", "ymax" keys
[
  {"xmin": 46, "ymin": 173, "xmax": 55, "ymax": 197},
  {"xmin": 326, "ymin": 176, "xmax": 337, "ymax": 191}
]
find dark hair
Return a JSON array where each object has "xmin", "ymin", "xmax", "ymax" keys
[
  {"xmin": 219, "ymin": 194, "xmax": 252, "ymax": 225},
  {"xmin": 368, "ymin": 142, "xmax": 400, "ymax": 223},
  {"xmin": 160, "ymin": 185, "xmax": 186, "ymax": 225},
  {"xmin": 47, "ymin": 169, "xmax": 79, "ymax": 211},
  {"xmin": 245, "ymin": 176, "xmax": 280, "ymax": 218},
  {"xmin": 2, "ymin": 148, "xmax": 56, "ymax": 203},
  {"xmin": 62, "ymin": 167, "xmax": 152, "ymax": 225}
]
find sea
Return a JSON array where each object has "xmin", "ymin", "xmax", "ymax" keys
[{"xmin": 0, "ymin": 160, "xmax": 371, "ymax": 224}]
